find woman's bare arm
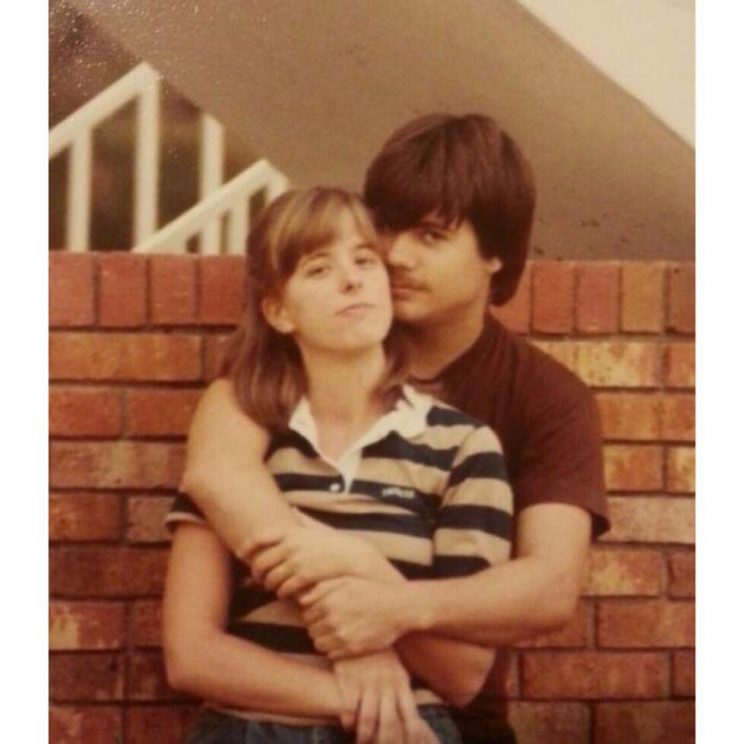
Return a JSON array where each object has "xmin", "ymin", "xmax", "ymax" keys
[
  {"xmin": 162, "ymin": 522, "xmax": 341, "ymax": 718},
  {"xmin": 181, "ymin": 379, "xmax": 300, "ymax": 558}
]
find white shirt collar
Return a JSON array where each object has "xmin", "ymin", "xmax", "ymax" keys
[{"xmin": 287, "ymin": 384, "xmax": 431, "ymax": 480}]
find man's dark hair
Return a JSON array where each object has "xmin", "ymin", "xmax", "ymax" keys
[{"xmin": 363, "ymin": 113, "xmax": 536, "ymax": 305}]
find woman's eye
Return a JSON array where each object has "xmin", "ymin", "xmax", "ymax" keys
[
  {"xmin": 306, "ymin": 263, "xmax": 329, "ymax": 277},
  {"xmin": 356, "ymin": 253, "xmax": 379, "ymax": 266}
]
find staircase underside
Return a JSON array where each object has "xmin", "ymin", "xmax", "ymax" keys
[{"xmin": 68, "ymin": 0, "xmax": 694, "ymax": 260}]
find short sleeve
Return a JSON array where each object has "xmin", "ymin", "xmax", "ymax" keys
[
  {"xmin": 512, "ymin": 363, "xmax": 609, "ymax": 539},
  {"xmin": 164, "ymin": 492, "xmax": 209, "ymax": 532},
  {"xmin": 433, "ymin": 425, "xmax": 514, "ymax": 579}
]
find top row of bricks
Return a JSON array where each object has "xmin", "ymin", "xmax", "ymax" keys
[{"xmin": 49, "ymin": 253, "xmax": 695, "ymax": 335}]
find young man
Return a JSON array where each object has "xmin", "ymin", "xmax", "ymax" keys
[{"xmin": 182, "ymin": 113, "xmax": 608, "ymax": 744}]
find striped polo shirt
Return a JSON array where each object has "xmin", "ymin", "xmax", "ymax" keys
[{"xmin": 166, "ymin": 384, "xmax": 513, "ymax": 723}]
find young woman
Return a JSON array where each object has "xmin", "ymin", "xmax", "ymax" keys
[{"xmin": 162, "ymin": 188, "xmax": 514, "ymax": 744}]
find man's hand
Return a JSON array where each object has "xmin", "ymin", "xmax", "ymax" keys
[
  {"xmin": 333, "ymin": 649, "xmax": 438, "ymax": 744},
  {"xmin": 251, "ymin": 525, "xmax": 398, "ymax": 598},
  {"xmin": 299, "ymin": 577, "xmax": 417, "ymax": 659}
]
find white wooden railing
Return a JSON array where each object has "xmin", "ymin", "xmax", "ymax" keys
[
  {"xmin": 49, "ymin": 62, "xmax": 289, "ymax": 254},
  {"xmin": 132, "ymin": 159, "xmax": 288, "ymax": 255}
]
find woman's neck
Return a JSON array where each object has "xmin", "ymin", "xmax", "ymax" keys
[{"xmin": 300, "ymin": 345, "xmax": 390, "ymax": 459}]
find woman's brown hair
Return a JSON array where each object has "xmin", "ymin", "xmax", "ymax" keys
[{"xmin": 221, "ymin": 187, "xmax": 408, "ymax": 432}]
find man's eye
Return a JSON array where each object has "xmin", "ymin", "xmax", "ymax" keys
[{"xmin": 418, "ymin": 228, "xmax": 444, "ymax": 244}]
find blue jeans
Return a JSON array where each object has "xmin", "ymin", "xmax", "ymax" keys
[{"xmin": 186, "ymin": 707, "xmax": 462, "ymax": 744}]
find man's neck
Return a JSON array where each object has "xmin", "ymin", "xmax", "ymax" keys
[{"xmin": 405, "ymin": 303, "xmax": 488, "ymax": 380}]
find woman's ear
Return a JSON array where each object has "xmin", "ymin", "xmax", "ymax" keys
[{"xmin": 261, "ymin": 296, "xmax": 295, "ymax": 334}]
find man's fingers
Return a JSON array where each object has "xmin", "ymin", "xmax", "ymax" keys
[
  {"xmin": 297, "ymin": 577, "xmax": 343, "ymax": 607},
  {"xmin": 335, "ymin": 675, "xmax": 360, "ymax": 731},
  {"xmin": 250, "ymin": 543, "xmax": 286, "ymax": 585}
]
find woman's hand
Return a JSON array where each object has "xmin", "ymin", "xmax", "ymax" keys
[
  {"xmin": 299, "ymin": 577, "xmax": 417, "ymax": 659},
  {"xmin": 251, "ymin": 524, "xmax": 398, "ymax": 598},
  {"xmin": 333, "ymin": 649, "xmax": 438, "ymax": 744}
]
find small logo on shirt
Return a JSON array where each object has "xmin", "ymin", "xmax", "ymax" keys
[{"xmin": 381, "ymin": 486, "xmax": 416, "ymax": 500}]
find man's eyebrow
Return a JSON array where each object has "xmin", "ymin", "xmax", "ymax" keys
[{"xmin": 417, "ymin": 217, "xmax": 455, "ymax": 231}]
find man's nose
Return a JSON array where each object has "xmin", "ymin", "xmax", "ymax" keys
[{"xmin": 385, "ymin": 233, "xmax": 416, "ymax": 270}]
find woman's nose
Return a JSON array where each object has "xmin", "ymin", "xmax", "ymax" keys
[{"xmin": 339, "ymin": 264, "xmax": 363, "ymax": 292}]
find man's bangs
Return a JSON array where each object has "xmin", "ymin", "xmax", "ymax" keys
[{"xmin": 367, "ymin": 159, "xmax": 473, "ymax": 232}]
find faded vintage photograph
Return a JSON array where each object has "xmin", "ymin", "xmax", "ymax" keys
[{"xmin": 49, "ymin": 2, "xmax": 695, "ymax": 743}]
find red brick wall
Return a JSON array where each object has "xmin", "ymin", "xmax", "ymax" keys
[{"xmin": 49, "ymin": 254, "xmax": 695, "ymax": 744}]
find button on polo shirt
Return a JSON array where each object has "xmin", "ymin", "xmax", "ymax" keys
[{"xmin": 287, "ymin": 384, "xmax": 432, "ymax": 492}]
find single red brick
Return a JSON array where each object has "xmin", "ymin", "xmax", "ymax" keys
[
  {"xmin": 664, "ymin": 342, "xmax": 695, "ymax": 388},
  {"xmin": 667, "ymin": 263, "xmax": 695, "ymax": 334},
  {"xmin": 659, "ymin": 394, "xmax": 695, "ymax": 441},
  {"xmin": 127, "ymin": 495, "xmax": 172, "ymax": 543},
  {"xmin": 50, "ymin": 653, "xmax": 125, "ymax": 701},
  {"xmin": 130, "ymin": 600, "xmax": 162, "ymax": 647},
  {"xmin": 596, "ymin": 393, "xmax": 661, "ymax": 441},
  {"xmin": 621, "ymin": 262, "xmax": 665, "ymax": 333},
  {"xmin": 49, "ymin": 492, "xmax": 122, "ymax": 541},
  {"xmin": 603, "ymin": 445, "xmax": 664, "ymax": 492},
  {"xmin": 150, "ymin": 255, "xmax": 197, "ymax": 325},
  {"xmin": 50, "ymin": 601, "xmax": 126, "ymax": 650},
  {"xmin": 198, "ymin": 256, "xmax": 245, "ymax": 325},
  {"xmin": 50, "ymin": 333, "xmax": 202, "ymax": 382},
  {"xmin": 128, "ymin": 651, "xmax": 184, "ymax": 701},
  {"xmin": 98, "ymin": 253, "xmax": 148, "ymax": 327},
  {"xmin": 597, "ymin": 599, "xmax": 694, "ymax": 648},
  {"xmin": 584, "ymin": 548, "xmax": 664, "ymax": 597},
  {"xmin": 573, "ymin": 341, "xmax": 661, "ymax": 388},
  {"xmin": 531, "ymin": 341, "xmax": 578, "ymax": 374},
  {"xmin": 668, "ymin": 551, "xmax": 695, "ymax": 598},
  {"xmin": 667, "ymin": 446, "xmax": 695, "ymax": 493},
  {"xmin": 126, "ymin": 388, "xmax": 201, "ymax": 437},
  {"xmin": 491, "ymin": 263, "xmax": 532, "ymax": 333},
  {"xmin": 50, "ymin": 706, "xmax": 122, "ymax": 744},
  {"xmin": 508, "ymin": 702, "xmax": 590, "ymax": 744},
  {"xmin": 50, "ymin": 253, "xmax": 96, "ymax": 327},
  {"xmin": 517, "ymin": 601, "xmax": 589, "ymax": 649},
  {"xmin": 532, "ymin": 261, "xmax": 574, "ymax": 333},
  {"xmin": 50, "ymin": 441, "xmax": 185, "ymax": 489},
  {"xmin": 50, "ymin": 546, "xmax": 168, "ymax": 597},
  {"xmin": 203, "ymin": 333, "xmax": 230, "ymax": 381},
  {"xmin": 604, "ymin": 496, "xmax": 695, "ymax": 544},
  {"xmin": 594, "ymin": 701, "xmax": 694, "ymax": 744},
  {"xmin": 125, "ymin": 706, "xmax": 200, "ymax": 744},
  {"xmin": 672, "ymin": 650, "xmax": 695, "ymax": 697},
  {"xmin": 575, "ymin": 262, "xmax": 619, "ymax": 334},
  {"xmin": 522, "ymin": 651, "xmax": 667, "ymax": 699},
  {"xmin": 49, "ymin": 387, "xmax": 123, "ymax": 438}
]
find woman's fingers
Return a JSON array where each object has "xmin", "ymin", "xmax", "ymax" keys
[
  {"xmin": 355, "ymin": 687, "xmax": 379, "ymax": 744},
  {"xmin": 395, "ymin": 683, "xmax": 422, "ymax": 744},
  {"xmin": 374, "ymin": 687, "xmax": 400, "ymax": 744}
]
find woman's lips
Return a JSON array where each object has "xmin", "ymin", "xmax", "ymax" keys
[{"xmin": 336, "ymin": 302, "xmax": 375, "ymax": 317}]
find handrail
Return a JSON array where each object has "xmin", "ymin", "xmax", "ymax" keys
[
  {"xmin": 49, "ymin": 63, "xmax": 160, "ymax": 157},
  {"xmin": 49, "ymin": 63, "xmax": 162, "ymax": 251},
  {"xmin": 132, "ymin": 159, "xmax": 289, "ymax": 255},
  {"xmin": 49, "ymin": 61, "xmax": 289, "ymax": 254}
]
